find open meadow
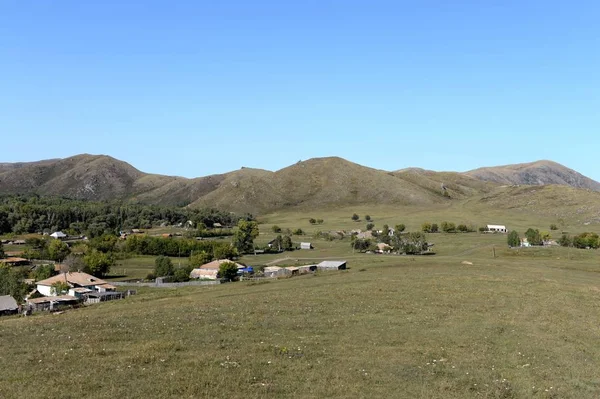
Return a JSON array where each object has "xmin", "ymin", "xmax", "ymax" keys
[{"xmin": 2, "ymin": 205, "xmax": 600, "ymax": 398}]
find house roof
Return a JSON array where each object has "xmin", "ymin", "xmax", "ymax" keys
[
  {"xmin": 0, "ymin": 295, "xmax": 18, "ymax": 311},
  {"xmin": 377, "ymin": 243, "xmax": 391, "ymax": 250},
  {"xmin": 36, "ymin": 272, "xmax": 107, "ymax": 287},
  {"xmin": 190, "ymin": 268, "xmax": 218, "ymax": 278},
  {"xmin": 317, "ymin": 260, "xmax": 347, "ymax": 268},
  {"xmin": 263, "ymin": 266, "xmax": 282, "ymax": 272},
  {"xmin": 70, "ymin": 287, "xmax": 93, "ymax": 293},
  {"xmin": 284, "ymin": 266, "xmax": 300, "ymax": 271},
  {"xmin": 50, "ymin": 231, "xmax": 67, "ymax": 238},
  {"xmin": 487, "ymin": 225, "xmax": 506, "ymax": 229},
  {"xmin": 0, "ymin": 257, "xmax": 29, "ymax": 264},
  {"xmin": 96, "ymin": 283, "xmax": 116, "ymax": 290},
  {"xmin": 198, "ymin": 259, "xmax": 244, "ymax": 270}
]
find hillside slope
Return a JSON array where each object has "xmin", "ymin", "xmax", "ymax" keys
[
  {"xmin": 1, "ymin": 154, "xmax": 599, "ymax": 215},
  {"xmin": 465, "ymin": 160, "xmax": 600, "ymax": 191}
]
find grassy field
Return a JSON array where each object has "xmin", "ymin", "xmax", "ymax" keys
[{"xmin": 2, "ymin": 207, "xmax": 600, "ymax": 398}]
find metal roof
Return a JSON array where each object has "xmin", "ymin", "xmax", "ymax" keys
[
  {"xmin": 317, "ymin": 260, "xmax": 347, "ymax": 268},
  {"xmin": 0, "ymin": 295, "xmax": 18, "ymax": 311}
]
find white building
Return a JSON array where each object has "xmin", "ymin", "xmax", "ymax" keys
[
  {"xmin": 50, "ymin": 231, "xmax": 67, "ymax": 239},
  {"xmin": 263, "ymin": 266, "xmax": 291, "ymax": 278},
  {"xmin": 300, "ymin": 242, "xmax": 313, "ymax": 250},
  {"xmin": 317, "ymin": 260, "xmax": 347, "ymax": 270},
  {"xmin": 189, "ymin": 259, "xmax": 244, "ymax": 280},
  {"xmin": 486, "ymin": 225, "xmax": 507, "ymax": 233}
]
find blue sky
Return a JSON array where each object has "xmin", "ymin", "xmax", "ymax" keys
[{"xmin": 1, "ymin": 1, "xmax": 599, "ymax": 179}]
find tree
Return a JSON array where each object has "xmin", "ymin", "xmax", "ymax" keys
[
  {"xmin": 189, "ymin": 251, "xmax": 212, "ymax": 268},
  {"xmin": 213, "ymin": 244, "xmax": 237, "ymax": 260},
  {"xmin": 51, "ymin": 281, "xmax": 70, "ymax": 296},
  {"xmin": 366, "ymin": 223, "xmax": 374, "ymax": 231},
  {"xmin": 309, "ymin": 218, "xmax": 317, "ymax": 225},
  {"xmin": 89, "ymin": 234, "xmax": 118, "ymax": 253},
  {"xmin": 47, "ymin": 239, "xmax": 70, "ymax": 262},
  {"xmin": 441, "ymin": 221, "xmax": 456, "ymax": 233},
  {"xmin": 218, "ymin": 261, "xmax": 239, "ymax": 282},
  {"xmin": 550, "ymin": 224, "xmax": 558, "ymax": 231},
  {"xmin": 173, "ymin": 265, "xmax": 192, "ymax": 282},
  {"xmin": 381, "ymin": 225, "xmax": 390, "ymax": 244},
  {"xmin": 0, "ymin": 242, "xmax": 4, "ymax": 259},
  {"xmin": 457, "ymin": 224, "xmax": 469, "ymax": 233},
  {"xmin": 525, "ymin": 228, "xmax": 542, "ymax": 246},
  {"xmin": 232, "ymin": 220, "xmax": 259, "ymax": 254},
  {"xmin": 281, "ymin": 235, "xmax": 293, "ymax": 251},
  {"xmin": 421, "ymin": 222, "xmax": 432, "ymax": 233},
  {"xmin": 430, "ymin": 223, "xmax": 439, "ymax": 233},
  {"xmin": 394, "ymin": 224, "xmax": 406, "ymax": 234},
  {"xmin": 365, "ymin": 215, "xmax": 371, "ymax": 222},
  {"xmin": 351, "ymin": 213, "xmax": 359, "ymax": 222},
  {"xmin": 316, "ymin": 219, "xmax": 324, "ymax": 224},
  {"xmin": 0, "ymin": 266, "xmax": 28, "ymax": 302},
  {"xmin": 507, "ymin": 230, "xmax": 520, "ymax": 247},
  {"xmin": 64, "ymin": 254, "xmax": 88, "ymax": 273},
  {"xmin": 558, "ymin": 234, "xmax": 572, "ymax": 247},
  {"xmin": 400, "ymin": 232, "xmax": 429, "ymax": 254},
  {"xmin": 83, "ymin": 249, "xmax": 114, "ymax": 277},
  {"xmin": 272, "ymin": 225, "xmax": 282, "ymax": 233},
  {"xmin": 154, "ymin": 255, "xmax": 174, "ymax": 277},
  {"xmin": 32, "ymin": 264, "xmax": 57, "ymax": 281},
  {"xmin": 292, "ymin": 228, "xmax": 304, "ymax": 235}
]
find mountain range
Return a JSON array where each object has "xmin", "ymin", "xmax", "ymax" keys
[{"xmin": 0, "ymin": 154, "xmax": 599, "ymax": 215}]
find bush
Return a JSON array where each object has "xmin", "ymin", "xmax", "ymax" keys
[
  {"xmin": 430, "ymin": 223, "xmax": 438, "ymax": 233},
  {"xmin": 366, "ymin": 223, "xmax": 374, "ymax": 231},
  {"xmin": 457, "ymin": 224, "xmax": 469, "ymax": 233},
  {"xmin": 351, "ymin": 214, "xmax": 359, "ymax": 222},
  {"xmin": 421, "ymin": 222, "xmax": 432, "ymax": 233},
  {"xmin": 218, "ymin": 261, "xmax": 239, "ymax": 282},
  {"xmin": 365, "ymin": 215, "xmax": 371, "ymax": 222},
  {"xmin": 550, "ymin": 224, "xmax": 558, "ymax": 231},
  {"xmin": 272, "ymin": 225, "xmax": 282, "ymax": 233},
  {"xmin": 525, "ymin": 228, "xmax": 543, "ymax": 246},
  {"xmin": 292, "ymin": 228, "xmax": 304, "ymax": 236},
  {"xmin": 441, "ymin": 221, "xmax": 456, "ymax": 233},
  {"xmin": 154, "ymin": 255, "xmax": 174, "ymax": 277},
  {"xmin": 316, "ymin": 219, "xmax": 324, "ymax": 224},
  {"xmin": 309, "ymin": 218, "xmax": 317, "ymax": 225},
  {"xmin": 507, "ymin": 230, "xmax": 520, "ymax": 247},
  {"xmin": 395, "ymin": 224, "xmax": 406, "ymax": 234}
]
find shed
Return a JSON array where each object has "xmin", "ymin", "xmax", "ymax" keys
[
  {"xmin": 284, "ymin": 266, "xmax": 300, "ymax": 276},
  {"xmin": 263, "ymin": 266, "xmax": 291, "ymax": 278},
  {"xmin": 0, "ymin": 295, "xmax": 18, "ymax": 315},
  {"xmin": 213, "ymin": 223, "xmax": 223, "ymax": 228},
  {"xmin": 298, "ymin": 265, "xmax": 318, "ymax": 274},
  {"xmin": 0, "ymin": 257, "xmax": 30, "ymax": 267},
  {"xmin": 317, "ymin": 260, "xmax": 347, "ymax": 270},
  {"xmin": 300, "ymin": 242, "xmax": 313, "ymax": 250},
  {"xmin": 50, "ymin": 231, "xmax": 67, "ymax": 239}
]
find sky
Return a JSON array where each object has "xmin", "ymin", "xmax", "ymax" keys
[{"xmin": 1, "ymin": 1, "xmax": 599, "ymax": 179}]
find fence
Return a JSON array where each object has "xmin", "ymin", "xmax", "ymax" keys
[{"xmin": 110, "ymin": 280, "xmax": 220, "ymax": 288}]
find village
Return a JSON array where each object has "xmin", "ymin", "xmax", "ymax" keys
[{"xmin": 1, "ymin": 218, "xmax": 595, "ymax": 318}]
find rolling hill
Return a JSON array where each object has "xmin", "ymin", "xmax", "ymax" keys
[
  {"xmin": 465, "ymin": 160, "xmax": 600, "ymax": 191},
  {"xmin": 0, "ymin": 154, "xmax": 599, "ymax": 215}
]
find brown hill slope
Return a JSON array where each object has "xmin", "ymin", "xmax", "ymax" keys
[
  {"xmin": 465, "ymin": 160, "xmax": 600, "ymax": 191},
  {"xmin": 1, "ymin": 155, "xmax": 599, "ymax": 216}
]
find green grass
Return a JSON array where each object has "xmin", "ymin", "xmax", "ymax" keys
[{"xmin": 2, "ymin": 208, "xmax": 600, "ymax": 398}]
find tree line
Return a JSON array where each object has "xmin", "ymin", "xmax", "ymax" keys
[{"xmin": 0, "ymin": 194, "xmax": 253, "ymax": 237}]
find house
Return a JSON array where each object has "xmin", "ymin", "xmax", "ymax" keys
[
  {"xmin": 85, "ymin": 291, "xmax": 126, "ymax": 304},
  {"xmin": 486, "ymin": 225, "xmax": 507, "ymax": 233},
  {"xmin": 300, "ymin": 242, "xmax": 313, "ymax": 250},
  {"xmin": 50, "ymin": 231, "xmax": 67, "ymax": 239},
  {"xmin": 213, "ymin": 223, "xmax": 223, "ymax": 228},
  {"xmin": 263, "ymin": 266, "xmax": 291, "ymax": 278},
  {"xmin": 520, "ymin": 238, "xmax": 531, "ymax": 247},
  {"xmin": 0, "ymin": 295, "xmax": 18, "ymax": 316},
  {"xmin": 12, "ymin": 240, "xmax": 26, "ymax": 245},
  {"xmin": 35, "ymin": 272, "xmax": 116, "ymax": 297},
  {"xmin": 0, "ymin": 257, "xmax": 30, "ymax": 267},
  {"xmin": 189, "ymin": 259, "xmax": 245, "ymax": 280},
  {"xmin": 317, "ymin": 260, "xmax": 347, "ymax": 270}
]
